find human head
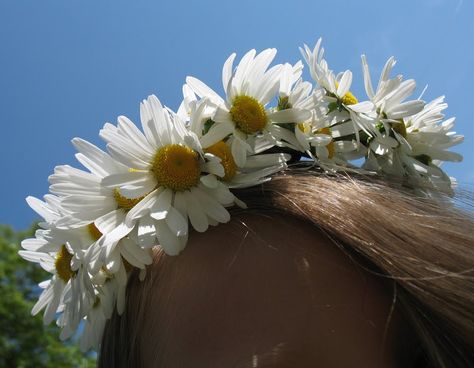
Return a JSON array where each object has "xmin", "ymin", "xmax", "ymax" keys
[{"xmin": 99, "ymin": 173, "xmax": 474, "ymax": 367}]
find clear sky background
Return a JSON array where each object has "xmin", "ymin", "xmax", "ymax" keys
[{"xmin": 0, "ymin": 0, "xmax": 472, "ymax": 230}]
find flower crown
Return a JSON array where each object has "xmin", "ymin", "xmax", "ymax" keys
[{"xmin": 20, "ymin": 38, "xmax": 463, "ymax": 351}]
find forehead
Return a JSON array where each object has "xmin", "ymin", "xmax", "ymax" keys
[{"xmin": 141, "ymin": 213, "xmax": 398, "ymax": 367}]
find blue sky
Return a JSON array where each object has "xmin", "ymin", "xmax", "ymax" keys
[{"xmin": 1, "ymin": 0, "xmax": 473, "ymax": 229}]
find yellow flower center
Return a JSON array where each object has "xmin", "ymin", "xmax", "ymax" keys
[
  {"xmin": 88, "ymin": 223, "xmax": 103, "ymax": 242},
  {"xmin": 55, "ymin": 245, "xmax": 74, "ymax": 282},
  {"xmin": 297, "ymin": 122, "xmax": 311, "ymax": 134},
  {"xmin": 114, "ymin": 189, "xmax": 144, "ymax": 211},
  {"xmin": 341, "ymin": 91, "xmax": 358, "ymax": 105},
  {"xmin": 204, "ymin": 141, "xmax": 237, "ymax": 181},
  {"xmin": 317, "ymin": 127, "xmax": 335, "ymax": 159},
  {"xmin": 150, "ymin": 144, "xmax": 201, "ymax": 191},
  {"xmin": 335, "ymin": 81, "xmax": 358, "ymax": 105},
  {"xmin": 229, "ymin": 95, "xmax": 268, "ymax": 134}
]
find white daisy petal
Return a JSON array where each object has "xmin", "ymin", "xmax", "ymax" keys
[
  {"xmin": 72, "ymin": 138, "xmax": 124, "ymax": 178},
  {"xmin": 172, "ymin": 192, "xmax": 188, "ymax": 219},
  {"xmin": 361, "ymin": 55, "xmax": 375, "ymax": 99},
  {"xmin": 117, "ymin": 116, "xmax": 155, "ymax": 156},
  {"xmin": 200, "ymin": 174, "xmax": 219, "ymax": 188},
  {"xmin": 193, "ymin": 187, "xmax": 230, "ymax": 224},
  {"xmin": 385, "ymin": 100, "xmax": 425, "ymax": 119},
  {"xmin": 183, "ymin": 190, "xmax": 208, "ymax": 232},
  {"xmin": 103, "ymin": 134, "xmax": 152, "ymax": 169},
  {"xmin": 126, "ymin": 238, "xmax": 153, "ymax": 265},
  {"xmin": 32, "ymin": 283, "xmax": 56, "ymax": 316},
  {"xmin": 19, "ymin": 251, "xmax": 53, "ymax": 272},
  {"xmin": 186, "ymin": 76, "xmax": 224, "ymax": 105},
  {"xmin": 200, "ymin": 120, "xmax": 234, "ymax": 148},
  {"xmin": 231, "ymin": 138, "xmax": 249, "ymax": 168},
  {"xmin": 268, "ymin": 108, "xmax": 311, "ymax": 124},
  {"xmin": 165, "ymin": 206, "xmax": 188, "ymax": 237},
  {"xmin": 348, "ymin": 101, "xmax": 375, "ymax": 114},
  {"xmin": 257, "ymin": 65, "xmax": 282, "ymax": 105},
  {"xmin": 125, "ymin": 189, "xmax": 159, "ymax": 225},
  {"xmin": 101, "ymin": 171, "xmax": 150, "ymax": 188},
  {"xmin": 155, "ymin": 220, "xmax": 183, "ymax": 256},
  {"xmin": 202, "ymin": 161, "xmax": 225, "ymax": 178},
  {"xmin": 201, "ymin": 182, "xmax": 235, "ymax": 205},
  {"xmin": 43, "ymin": 280, "xmax": 63, "ymax": 324},
  {"xmin": 21, "ymin": 238, "xmax": 49, "ymax": 251},
  {"xmin": 244, "ymin": 153, "xmax": 289, "ymax": 168},
  {"xmin": 150, "ymin": 188, "xmax": 173, "ymax": 220},
  {"xmin": 94, "ymin": 209, "xmax": 126, "ymax": 234},
  {"xmin": 222, "ymin": 53, "xmax": 237, "ymax": 93},
  {"xmin": 337, "ymin": 70, "xmax": 352, "ymax": 97},
  {"xmin": 139, "ymin": 100, "xmax": 161, "ymax": 148},
  {"xmin": 279, "ymin": 63, "xmax": 294, "ymax": 97},
  {"xmin": 135, "ymin": 216, "xmax": 156, "ymax": 246},
  {"xmin": 106, "ymin": 249, "xmax": 122, "ymax": 274},
  {"xmin": 119, "ymin": 178, "xmax": 157, "ymax": 198},
  {"xmin": 26, "ymin": 196, "xmax": 58, "ymax": 223}
]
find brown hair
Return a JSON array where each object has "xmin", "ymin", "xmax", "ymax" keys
[{"xmin": 99, "ymin": 172, "xmax": 474, "ymax": 367}]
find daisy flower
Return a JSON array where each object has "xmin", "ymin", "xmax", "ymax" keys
[
  {"xmin": 19, "ymin": 196, "xmax": 72, "ymax": 326},
  {"xmin": 184, "ymin": 97, "xmax": 291, "ymax": 189},
  {"xmin": 360, "ymin": 54, "xmax": 426, "ymax": 156},
  {"xmin": 300, "ymin": 38, "xmax": 361, "ymax": 112},
  {"xmin": 176, "ymin": 84, "xmax": 217, "ymax": 125},
  {"xmin": 394, "ymin": 96, "xmax": 463, "ymax": 192},
  {"xmin": 275, "ymin": 61, "xmax": 346, "ymax": 169},
  {"xmin": 186, "ymin": 48, "xmax": 311, "ymax": 167},
  {"xmin": 404, "ymin": 96, "xmax": 463, "ymax": 164},
  {"xmin": 79, "ymin": 267, "xmax": 127, "ymax": 351},
  {"xmin": 49, "ymin": 137, "xmax": 154, "ymax": 272},
  {"xmin": 101, "ymin": 94, "xmax": 237, "ymax": 255},
  {"xmin": 300, "ymin": 38, "xmax": 373, "ymax": 165},
  {"xmin": 19, "ymin": 195, "xmax": 98, "ymax": 335},
  {"xmin": 276, "ymin": 61, "xmax": 318, "ymax": 153},
  {"xmin": 176, "ymin": 83, "xmax": 199, "ymax": 122},
  {"xmin": 79, "ymin": 289, "xmax": 112, "ymax": 352}
]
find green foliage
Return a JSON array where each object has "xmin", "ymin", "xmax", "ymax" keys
[{"xmin": 0, "ymin": 224, "xmax": 96, "ymax": 368}]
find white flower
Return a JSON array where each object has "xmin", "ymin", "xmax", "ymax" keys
[
  {"xmin": 19, "ymin": 196, "xmax": 71, "ymax": 319},
  {"xmin": 19, "ymin": 196, "xmax": 98, "ymax": 335},
  {"xmin": 176, "ymin": 84, "xmax": 199, "ymax": 122},
  {"xmin": 300, "ymin": 39, "xmax": 369, "ymax": 166},
  {"xmin": 101, "ymin": 94, "xmax": 237, "ymax": 255},
  {"xmin": 300, "ymin": 38, "xmax": 361, "ymax": 109},
  {"xmin": 278, "ymin": 61, "xmax": 315, "ymax": 113},
  {"xmin": 299, "ymin": 38, "xmax": 327, "ymax": 88},
  {"xmin": 79, "ymin": 272, "xmax": 123, "ymax": 352},
  {"xmin": 186, "ymin": 49, "xmax": 311, "ymax": 167},
  {"xmin": 404, "ymin": 96, "xmax": 463, "ymax": 162},
  {"xmin": 360, "ymin": 55, "xmax": 426, "ymax": 154},
  {"xmin": 19, "ymin": 238, "xmax": 71, "ymax": 326},
  {"xmin": 277, "ymin": 61, "xmax": 317, "ymax": 153},
  {"xmin": 356, "ymin": 55, "xmax": 464, "ymax": 191},
  {"xmin": 396, "ymin": 96, "xmax": 463, "ymax": 192},
  {"xmin": 49, "ymin": 138, "xmax": 154, "ymax": 273},
  {"xmin": 185, "ymin": 98, "xmax": 291, "ymax": 189}
]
